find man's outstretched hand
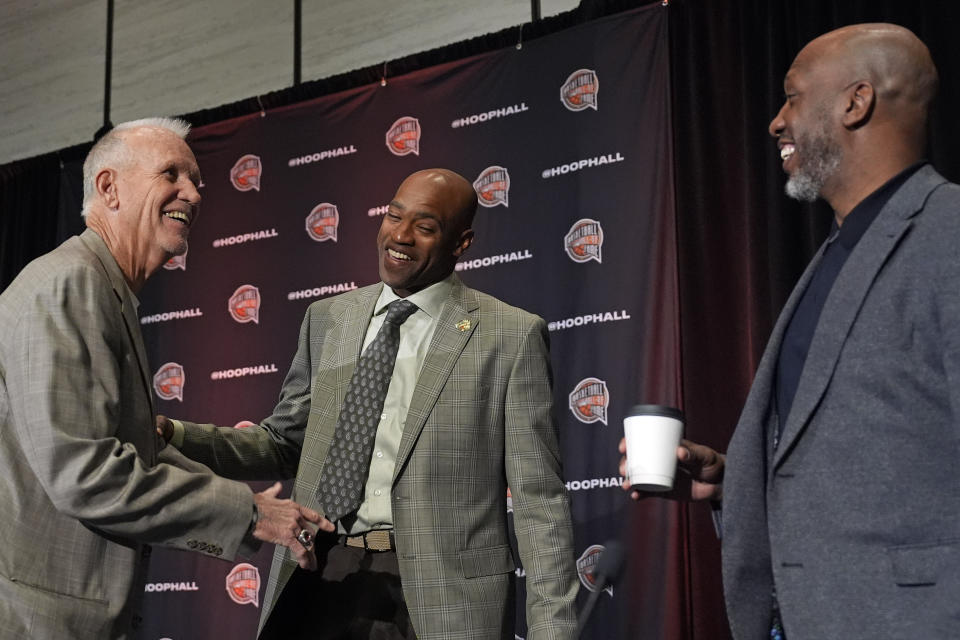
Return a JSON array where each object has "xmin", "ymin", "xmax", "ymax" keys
[
  {"xmin": 253, "ymin": 482, "xmax": 335, "ymax": 571},
  {"xmin": 156, "ymin": 415, "xmax": 173, "ymax": 442}
]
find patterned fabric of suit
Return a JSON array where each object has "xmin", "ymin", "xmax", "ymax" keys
[
  {"xmin": 318, "ymin": 298, "xmax": 418, "ymax": 521},
  {"xmin": 723, "ymin": 166, "xmax": 960, "ymax": 638},
  {"xmin": 178, "ymin": 275, "xmax": 579, "ymax": 639},
  {"xmin": 0, "ymin": 229, "xmax": 255, "ymax": 639}
]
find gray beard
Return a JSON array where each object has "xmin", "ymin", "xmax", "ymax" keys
[{"xmin": 784, "ymin": 128, "xmax": 842, "ymax": 203}]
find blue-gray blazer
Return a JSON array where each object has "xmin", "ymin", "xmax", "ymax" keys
[{"xmin": 723, "ymin": 165, "xmax": 960, "ymax": 639}]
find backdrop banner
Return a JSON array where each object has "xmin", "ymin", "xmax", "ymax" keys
[{"xmin": 139, "ymin": 5, "xmax": 679, "ymax": 639}]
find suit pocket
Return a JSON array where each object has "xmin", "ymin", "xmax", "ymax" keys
[
  {"xmin": 0, "ymin": 573, "xmax": 110, "ymax": 638},
  {"xmin": 459, "ymin": 544, "xmax": 515, "ymax": 578},
  {"xmin": 887, "ymin": 538, "xmax": 960, "ymax": 586}
]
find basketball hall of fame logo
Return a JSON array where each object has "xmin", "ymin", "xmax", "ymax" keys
[
  {"xmin": 153, "ymin": 362, "xmax": 185, "ymax": 402},
  {"xmin": 564, "ymin": 218, "xmax": 603, "ymax": 264},
  {"xmin": 228, "ymin": 285, "xmax": 261, "ymax": 324},
  {"xmin": 473, "ymin": 166, "xmax": 510, "ymax": 208},
  {"xmin": 226, "ymin": 563, "xmax": 261, "ymax": 607},
  {"xmin": 577, "ymin": 544, "xmax": 614, "ymax": 596},
  {"xmin": 385, "ymin": 117, "xmax": 421, "ymax": 156},
  {"xmin": 230, "ymin": 154, "xmax": 262, "ymax": 192},
  {"xmin": 561, "ymin": 69, "xmax": 599, "ymax": 112},
  {"xmin": 305, "ymin": 203, "xmax": 340, "ymax": 242},
  {"xmin": 569, "ymin": 377, "xmax": 609, "ymax": 425}
]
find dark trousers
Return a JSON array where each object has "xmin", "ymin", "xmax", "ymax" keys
[{"xmin": 260, "ymin": 535, "xmax": 417, "ymax": 640}]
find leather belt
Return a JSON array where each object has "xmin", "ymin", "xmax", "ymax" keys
[{"xmin": 341, "ymin": 529, "xmax": 396, "ymax": 552}]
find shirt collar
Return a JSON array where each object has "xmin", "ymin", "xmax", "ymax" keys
[
  {"xmin": 374, "ymin": 273, "xmax": 455, "ymax": 320},
  {"xmin": 835, "ymin": 161, "xmax": 926, "ymax": 250},
  {"xmin": 82, "ymin": 228, "xmax": 140, "ymax": 309}
]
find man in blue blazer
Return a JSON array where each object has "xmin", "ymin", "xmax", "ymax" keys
[{"xmin": 621, "ymin": 23, "xmax": 959, "ymax": 639}]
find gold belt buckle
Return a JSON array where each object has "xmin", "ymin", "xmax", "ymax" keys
[
  {"xmin": 345, "ymin": 529, "xmax": 394, "ymax": 552},
  {"xmin": 363, "ymin": 529, "xmax": 393, "ymax": 551}
]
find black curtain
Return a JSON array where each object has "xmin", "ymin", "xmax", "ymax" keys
[
  {"xmin": 2, "ymin": 1, "xmax": 960, "ymax": 638},
  {"xmin": 670, "ymin": 1, "xmax": 960, "ymax": 638},
  {"xmin": 0, "ymin": 153, "xmax": 63, "ymax": 287},
  {"xmin": 0, "ymin": 146, "xmax": 86, "ymax": 288}
]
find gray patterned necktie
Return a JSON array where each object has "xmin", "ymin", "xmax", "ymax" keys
[{"xmin": 317, "ymin": 299, "xmax": 418, "ymax": 522}]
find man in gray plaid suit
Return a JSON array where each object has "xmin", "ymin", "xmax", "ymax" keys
[
  {"xmin": 163, "ymin": 168, "xmax": 579, "ymax": 639},
  {"xmin": 0, "ymin": 118, "xmax": 330, "ymax": 639}
]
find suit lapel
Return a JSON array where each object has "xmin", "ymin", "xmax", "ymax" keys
[
  {"xmin": 773, "ymin": 166, "xmax": 945, "ymax": 467},
  {"xmin": 747, "ymin": 242, "xmax": 827, "ymax": 464},
  {"xmin": 344, "ymin": 286, "xmax": 381, "ymax": 363},
  {"xmin": 306, "ymin": 285, "xmax": 381, "ymax": 484},
  {"xmin": 121, "ymin": 293, "xmax": 155, "ymax": 416},
  {"xmin": 308, "ymin": 285, "xmax": 379, "ymax": 423},
  {"xmin": 759, "ymin": 245, "xmax": 826, "ymax": 409},
  {"xmin": 719, "ymin": 257, "xmax": 824, "ymax": 631},
  {"xmin": 393, "ymin": 278, "xmax": 479, "ymax": 482},
  {"xmin": 79, "ymin": 229, "xmax": 155, "ymax": 416}
]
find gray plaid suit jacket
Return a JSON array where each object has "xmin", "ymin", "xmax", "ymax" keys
[
  {"xmin": 0, "ymin": 229, "xmax": 255, "ymax": 639},
  {"xmin": 179, "ymin": 276, "xmax": 579, "ymax": 639},
  {"xmin": 723, "ymin": 166, "xmax": 960, "ymax": 638}
]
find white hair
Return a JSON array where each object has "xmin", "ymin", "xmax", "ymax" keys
[{"xmin": 80, "ymin": 117, "xmax": 192, "ymax": 218}]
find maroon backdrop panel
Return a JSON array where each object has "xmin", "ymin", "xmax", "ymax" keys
[{"xmin": 139, "ymin": 6, "xmax": 679, "ymax": 639}]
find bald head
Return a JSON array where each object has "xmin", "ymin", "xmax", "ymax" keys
[
  {"xmin": 400, "ymin": 168, "xmax": 478, "ymax": 232},
  {"xmin": 376, "ymin": 168, "xmax": 477, "ymax": 297},
  {"xmin": 770, "ymin": 24, "xmax": 939, "ymax": 214},
  {"xmin": 796, "ymin": 23, "xmax": 937, "ymax": 139}
]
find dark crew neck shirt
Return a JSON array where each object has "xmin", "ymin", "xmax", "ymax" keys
[{"xmin": 774, "ymin": 163, "xmax": 925, "ymax": 443}]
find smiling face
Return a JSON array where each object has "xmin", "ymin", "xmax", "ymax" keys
[
  {"xmin": 376, "ymin": 170, "xmax": 475, "ymax": 297},
  {"xmin": 769, "ymin": 42, "xmax": 845, "ymax": 202},
  {"xmin": 115, "ymin": 127, "xmax": 201, "ymax": 261},
  {"xmin": 780, "ymin": 102, "xmax": 842, "ymax": 202}
]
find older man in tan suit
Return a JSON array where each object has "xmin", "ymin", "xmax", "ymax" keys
[{"xmin": 0, "ymin": 118, "xmax": 330, "ymax": 639}]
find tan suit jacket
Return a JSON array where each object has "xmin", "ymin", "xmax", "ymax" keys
[
  {"xmin": 0, "ymin": 229, "xmax": 254, "ymax": 639},
  {"xmin": 179, "ymin": 276, "xmax": 579, "ymax": 639}
]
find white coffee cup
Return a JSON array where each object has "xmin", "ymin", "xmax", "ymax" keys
[{"xmin": 623, "ymin": 405, "xmax": 684, "ymax": 491}]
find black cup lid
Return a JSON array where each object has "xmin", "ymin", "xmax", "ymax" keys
[{"xmin": 627, "ymin": 404, "xmax": 683, "ymax": 420}]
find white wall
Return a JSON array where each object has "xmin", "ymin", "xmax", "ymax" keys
[{"xmin": 0, "ymin": 0, "xmax": 580, "ymax": 165}]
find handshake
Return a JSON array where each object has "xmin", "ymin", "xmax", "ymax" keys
[
  {"xmin": 251, "ymin": 481, "xmax": 335, "ymax": 571},
  {"xmin": 156, "ymin": 415, "xmax": 334, "ymax": 571}
]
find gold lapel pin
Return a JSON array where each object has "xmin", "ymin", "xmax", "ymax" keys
[{"xmin": 456, "ymin": 319, "xmax": 471, "ymax": 332}]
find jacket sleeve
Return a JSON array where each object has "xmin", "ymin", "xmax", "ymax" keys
[
  {"xmin": 503, "ymin": 315, "xmax": 579, "ymax": 639},
  {"xmin": 4, "ymin": 261, "xmax": 254, "ymax": 559},
  {"xmin": 176, "ymin": 305, "xmax": 317, "ymax": 480}
]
